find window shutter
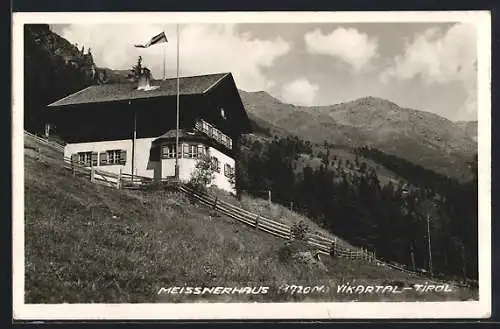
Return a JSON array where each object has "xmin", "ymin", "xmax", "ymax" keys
[
  {"xmin": 211, "ymin": 157, "xmax": 216, "ymax": 171},
  {"xmin": 119, "ymin": 150, "xmax": 127, "ymax": 164},
  {"xmin": 71, "ymin": 153, "xmax": 78, "ymax": 163},
  {"xmin": 100, "ymin": 152, "xmax": 107, "ymax": 165},
  {"xmin": 211, "ymin": 157, "xmax": 220, "ymax": 173},
  {"xmin": 91, "ymin": 152, "xmax": 98, "ymax": 166}
]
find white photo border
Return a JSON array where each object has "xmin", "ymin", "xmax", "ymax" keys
[{"xmin": 12, "ymin": 10, "xmax": 492, "ymax": 320}]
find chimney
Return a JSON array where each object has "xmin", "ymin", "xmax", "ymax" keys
[{"xmin": 137, "ymin": 68, "xmax": 151, "ymax": 90}]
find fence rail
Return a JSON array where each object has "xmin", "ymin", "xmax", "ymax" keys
[
  {"xmin": 176, "ymin": 185, "xmax": 480, "ymax": 288},
  {"xmin": 24, "ymin": 130, "xmax": 65, "ymax": 152},
  {"xmin": 178, "ymin": 184, "xmax": 377, "ymax": 263}
]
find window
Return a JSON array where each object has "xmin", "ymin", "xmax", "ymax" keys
[
  {"xmin": 189, "ymin": 144, "xmax": 197, "ymax": 158},
  {"xmin": 99, "ymin": 149, "xmax": 126, "ymax": 165},
  {"xmin": 224, "ymin": 163, "xmax": 233, "ymax": 178},
  {"xmin": 162, "ymin": 144, "xmax": 176, "ymax": 158},
  {"xmin": 76, "ymin": 151, "xmax": 98, "ymax": 166},
  {"xmin": 181, "ymin": 143, "xmax": 198, "ymax": 159},
  {"xmin": 107, "ymin": 150, "xmax": 121, "ymax": 165},
  {"xmin": 211, "ymin": 156, "xmax": 220, "ymax": 173},
  {"xmin": 197, "ymin": 145, "xmax": 204, "ymax": 157},
  {"xmin": 78, "ymin": 152, "xmax": 93, "ymax": 166}
]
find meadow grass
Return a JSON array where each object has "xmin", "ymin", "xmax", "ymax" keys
[{"xmin": 23, "ymin": 142, "xmax": 478, "ymax": 303}]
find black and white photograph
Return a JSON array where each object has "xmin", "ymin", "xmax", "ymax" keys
[{"xmin": 13, "ymin": 11, "xmax": 491, "ymax": 319}]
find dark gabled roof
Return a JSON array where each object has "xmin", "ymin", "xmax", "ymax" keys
[
  {"xmin": 48, "ymin": 72, "xmax": 230, "ymax": 108},
  {"xmin": 153, "ymin": 129, "xmax": 209, "ymax": 142}
]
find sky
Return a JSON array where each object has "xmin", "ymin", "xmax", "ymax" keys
[{"xmin": 52, "ymin": 22, "xmax": 478, "ymax": 121}]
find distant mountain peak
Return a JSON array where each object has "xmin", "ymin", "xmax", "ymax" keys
[
  {"xmin": 238, "ymin": 88, "xmax": 477, "ymax": 180},
  {"xmin": 238, "ymin": 89, "xmax": 283, "ymax": 106},
  {"xmin": 351, "ymin": 96, "xmax": 401, "ymax": 109},
  {"xmin": 239, "ymin": 89, "xmax": 275, "ymax": 98}
]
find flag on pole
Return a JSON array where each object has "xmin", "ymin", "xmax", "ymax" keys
[{"xmin": 134, "ymin": 32, "xmax": 168, "ymax": 48}]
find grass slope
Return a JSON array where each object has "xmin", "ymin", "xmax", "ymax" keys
[{"xmin": 24, "ymin": 140, "xmax": 477, "ymax": 303}]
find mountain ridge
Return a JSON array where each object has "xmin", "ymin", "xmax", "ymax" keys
[{"xmin": 238, "ymin": 90, "xmax": 477, "ymax": 180}]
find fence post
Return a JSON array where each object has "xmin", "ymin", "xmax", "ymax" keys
[
  {"xmin": 289, "ymin": 227, "xmax": 293, "ymax": 240},
  {"xmin": 37, "ymin": 147, "xmax": 41, "ymax": 161},
  {"xmin": 255, "ymin": 214, "xmax": 259, "ymax": 229},
  {"xmin": 330, "ymin": 239, "xmax": 337, "ymax": 257},
  {"xmin": 331, "ymin": 237, "xmax": 337, "ymax": 256},
  {"xmin": 90, "ymin": 167, "xmax": 95, "ymax": 183},
  {"xmin": 268, "ymin": 190, "xmax": 272, "ymax": 210},
  {"xmin": 213, "ymin": 196, "xmax": 218, "ymax": 209},
  {"xmin": 72, "ymin": 161, "xmax": 75, "ymax": 177},
  {"xmin": 117, "ymin": 168, "xmax": 122, "ymax": 189}
]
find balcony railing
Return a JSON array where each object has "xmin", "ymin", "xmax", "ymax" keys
[{"xmin": 194, "ymin": 119, "xmax": 232, "ymax": 150}]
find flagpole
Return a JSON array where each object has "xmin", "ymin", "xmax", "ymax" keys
[
  {"xmin": 175, "ymin": 24, "xmax": 180, "ymax": 180},
  {"xmin": 162, "ymin": 31, "xmax": 166, "ymax": 80},
  {"xmin": 132, "ymin": 106, "xmax": 137, "ymax": 180}
]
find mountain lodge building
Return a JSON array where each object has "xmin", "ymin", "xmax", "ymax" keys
[{"xmin": 46, "ymin": 72, "xmax": 251, "ymax": 193}]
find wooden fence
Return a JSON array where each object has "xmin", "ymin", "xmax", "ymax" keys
[
  {"xmin": 24, "ymin": 130, "xmax": 65, "ymax": 153},
  {"xmin": 178, "ymin": 184, "xmax": 377, "ymax": 263},
  {"xmin": 61, "ymin": 156, "xmax": 157, "ymax": 190},
  {"xmin": 177, "ymin": 185, "xmax": 473, "ymax": 284}
]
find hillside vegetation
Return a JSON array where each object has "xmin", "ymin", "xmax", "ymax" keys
[
  {"xmin": 24, "ymin": 139, "xmax": 477, "ymax": 303},
  {"xmin": 24, "ymin": 24, "xmax": 127, "ymax": 134},
  {"xmin": 236, "ymin": 134, "xmax": 478, "ymax": 281}
]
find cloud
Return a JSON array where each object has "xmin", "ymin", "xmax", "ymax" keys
[
  {"xmin": 304, "ymin": 28, "xmax": 379, "ymax": 72},
  {"xmin": 59, "ymin": 24, "xmax": 290, "ymax": 92},
  {"xmin": 380, "ymin": 23, "xmax": 477, "ymax": 119},
  {"xmin": 281, "ymin": 78, "xmax": 319, "ymax": 106}
]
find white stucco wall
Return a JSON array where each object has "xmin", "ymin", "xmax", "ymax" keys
[
  {"xmin": 208, "ymin": 146, "xmax": 235, "ymax": 194},
  {"xmin": 158, "ymin": 145, "xmax": 235, "ymax": 193},
  {"xmin": 159, "ymin": 158, "xmax": 197, "ymax": 180},
  {"xmin": 65, "ymin": 138, "xmax": 236, "ymax": 193},
  {"xmin": 64, "ymin": 137, "xmax": 159, "ymax": 178}
]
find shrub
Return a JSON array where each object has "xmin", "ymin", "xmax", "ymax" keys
[
  {"xmin": 290, "ymin": 220, "xmax": 309, "ymax": 241},
  {"xmin": 188, "ymin": 153, "xmax": 215, "ymax": 193}
]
